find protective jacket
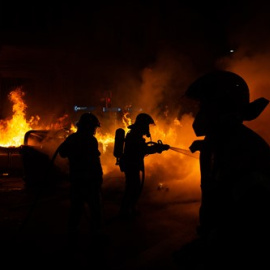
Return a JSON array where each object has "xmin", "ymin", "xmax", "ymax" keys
[
  {"xmin": 58, "ymin": 129, "xmax": 103, "ymax": 239},
  {"xmin": 58, "ymin": 131, "xmax": 103, "ymax": 183}
]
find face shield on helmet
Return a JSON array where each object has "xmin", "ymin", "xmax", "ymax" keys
[{"xmin": 76, "ymin": 112, "xmax": 100, "ymax": 133}]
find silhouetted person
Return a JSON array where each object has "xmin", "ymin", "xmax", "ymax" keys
[
  {"xmin": 118, "ymin": 113, "xmax": 170, "ymax": 219},
  {"xmin": 58, "ymin": 112, "xmax": 104, "ymax": 248},
  {"xmin": 174, "ymin": 70, "xmax": 270, "ymax": 269}
]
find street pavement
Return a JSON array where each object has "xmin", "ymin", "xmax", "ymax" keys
[{"xmin": 0, "ymin": 175, "xmax": 200, "ymax": 269}]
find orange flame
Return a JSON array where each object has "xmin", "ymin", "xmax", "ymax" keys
[
  {"xmin": 122, "ymin": 111, "xmax": 132, "ymax": 132},
  {"xmin": 0, "ymin": 88, "xmax": 40, "ymax": 147},
  {"xmin": 0, "ymin": 88, "xmax": 201, "ymax": 201},
  {"xmin": 96, "ymin": 130, "xmax": 115, "ymax": 153}
]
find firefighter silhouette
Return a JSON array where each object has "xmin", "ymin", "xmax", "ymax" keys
[
  {"xmin": 58, "ymin": 112, "xmax": 104, "ymax": 246},
  {"xmin": 174, "ymin": 70, "xmax": 270, "ymax": 268},
  {"xmin": 117, "ymin": 113, "xmax": 170, "ymax": 219}
]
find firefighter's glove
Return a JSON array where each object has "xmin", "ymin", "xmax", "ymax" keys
[
  {"xmin": 156, "ymin": 141, "xmax": 170, "ymax": 153},
  {"xmin": 189, "ymin": 140, "xmax": 204, "ymax": 153}
]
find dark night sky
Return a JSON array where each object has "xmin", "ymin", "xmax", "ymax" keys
[{"xmin": 0, "ymin": 0, "xmax": 256, "ymax": 67}]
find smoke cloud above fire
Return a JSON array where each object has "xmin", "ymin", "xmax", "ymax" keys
[
  {"xmin": 98, "ymin": 49, "xmax": 203, "ymax": 204},
  {"xmin": 102, "ymin": 35, "xmax": 270, "ymax": 207}
]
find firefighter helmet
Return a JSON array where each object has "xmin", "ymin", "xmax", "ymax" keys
[
  {"xmin": 185, "ymin": 70, "xmax": 269, "ymax": 121},
  {"xmin": 134, "ymin": 113, "xmax": 155, "ymax": 126},
  {"xmin": 76, "ymin": 112, "xmax": 100, "ymax": 129},
  {"xmin": 127, "ymin": 113, "xmax": 155, "ymax": 138},
  {"xmin": 185, "ymin": 70, "xmax": 250, "ymax": 114}
]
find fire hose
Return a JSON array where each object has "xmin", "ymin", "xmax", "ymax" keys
[
  {"xmin": 169, "ymin": 146, "xmax": 199, "ymax": 159},
  {"xmin": 149, "ymin": 140, "xmax": 199, "ymax": 159},
  {"xmin": 139, "ymin": 140, "xmax": 199, "ymax": 197}
]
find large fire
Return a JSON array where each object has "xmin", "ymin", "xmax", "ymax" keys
[
  {"xmin": 0, "ymin": 87, "xmax": 74, "ymax": 147},
  {"xmin": 0, "ymin": 87, "xmax": 201, "ymax": 201},
  {"xmin": 0, "ymin": 88, "xmax": 39, "ymax": 147}
]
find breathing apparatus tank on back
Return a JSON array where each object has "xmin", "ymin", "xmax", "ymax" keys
[{"xmin": 113, "ymin": 128, "xmax": 126, "ymax": 166}]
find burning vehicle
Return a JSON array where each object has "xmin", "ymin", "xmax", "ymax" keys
[
  {"xmin": 0, "ymin": 128, "xmax": 72, "ymax": 186},
  {"xmin": 0, "ymin": 145, "xmax": 23, "ymax": 177},
  {"xmin": 0, "ymin": 88, "xmax": 73, "ymax": 185},
  {"xmin": 20, "ymin": 129, "xmax": 70, "ymax": 186},
  {"xmin": 0, "ymin": 87, "xmax": 119, "ymax": 186}
]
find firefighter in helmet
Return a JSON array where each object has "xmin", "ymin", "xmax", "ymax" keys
[
  {"xmin": 119, "ymin": 113, "xmax": 170, "ymax": 219},
  {"xmin": 176, "ymin": 70, "xmax": 270, "ymax": 268},
  {"xmin": 58, "ymin": 112, "xmax": 104, "ymax": 246}
]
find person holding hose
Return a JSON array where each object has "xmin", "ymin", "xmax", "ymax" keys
[
  {"xmin": 173, "ymin": 70, "xmax": 270, "ymax": 269},
  {"xmin": 117, "ymin": 113, "xmax": 170, "ymax": 219}
]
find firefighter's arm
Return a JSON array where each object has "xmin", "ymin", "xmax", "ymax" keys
[{"xmin": 146, "ymin": 140, "xmax": 170, "ymax": 154}]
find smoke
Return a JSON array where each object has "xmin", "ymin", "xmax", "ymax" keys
[
  {"xmin": 101, "ymin": 12, "xmax": 270, "ymax": 207},
  {"xmin": 218, "ymin": 53, "xmax": 270, "ymax": 144},
  {"xmin": 102, "ymin": 60, "xmax": 202, "ymax": 204},
  {"xmin": 138, "ymin": 50, "xmax": 195, "ymax": 116},
  {"xmin": 214, "ymin": 1, "xmax": 270, "ymax": 145}
]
